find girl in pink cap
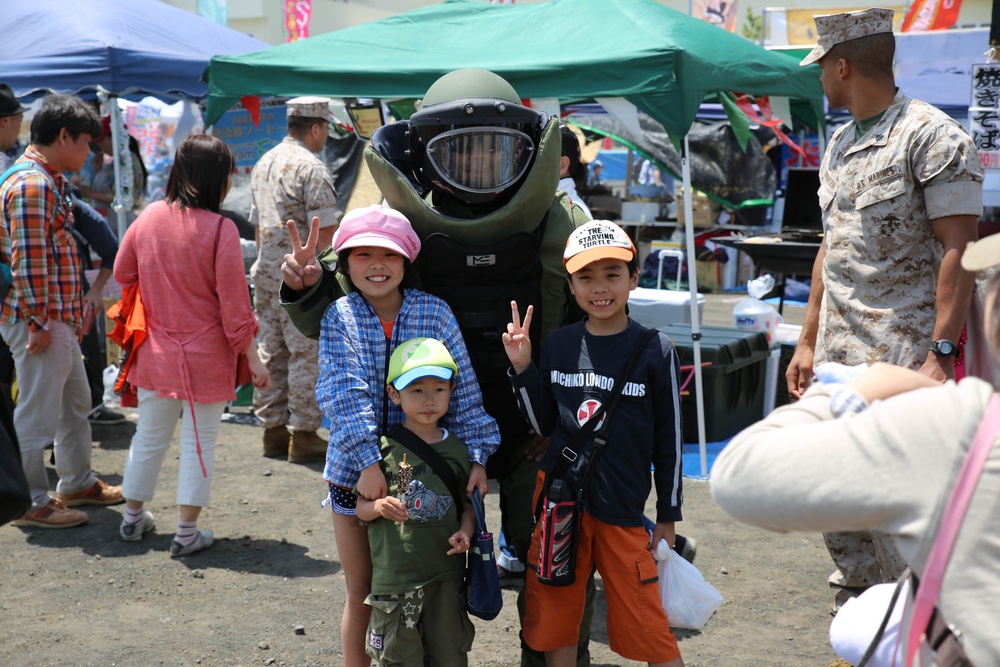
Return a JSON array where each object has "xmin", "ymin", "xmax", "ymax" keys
[{"xmin": 313, "ymin": 204, "xmax": 499, "ymax": 666}]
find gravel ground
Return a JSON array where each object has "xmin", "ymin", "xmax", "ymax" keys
[{"xmin": 0, "ymin": 296, "xmax": 844, "ymax": 666}]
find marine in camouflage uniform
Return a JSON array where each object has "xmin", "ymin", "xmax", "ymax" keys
[
  {"xmin": 816, "ymin": 91, "xmax": 984, "ymax": 371},
  {"xmin": 249, "ymin": 97, "xmax": 338, "ymax": 463},
  {"xmin": 790, "ymin": 8, "xmax": 983, "ymax": 610}
]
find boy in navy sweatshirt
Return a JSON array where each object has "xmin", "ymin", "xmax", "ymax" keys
[{"xmin": 503, "ymin": 220, "xmax": 685, "ymax": 667}]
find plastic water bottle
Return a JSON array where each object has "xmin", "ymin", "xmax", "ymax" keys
[{"xmin": 733, "ymin": 274, "xmax": 781, "ymax": 346}]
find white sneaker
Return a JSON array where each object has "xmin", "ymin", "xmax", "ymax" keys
[
  {"xmin": 119, "ymin": 511, "xmax": 155, "ymax": 541},
  {"xmin": 169, "ymin": 529, "xmax": 214, "ymax": 557}
]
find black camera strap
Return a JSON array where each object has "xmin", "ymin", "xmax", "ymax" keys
[{"xmin": 386, "ymin": 423, "xmax": 464, "ymax": 508}]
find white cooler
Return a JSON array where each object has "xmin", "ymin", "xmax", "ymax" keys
[{"xmin": 628, "ymin": 287, "xmax": 705, "ymax": 328}]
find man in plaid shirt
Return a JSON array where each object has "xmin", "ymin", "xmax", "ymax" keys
[{"xmin": 1, "ymin": 94, "xmax": 123, "ymax": 529}]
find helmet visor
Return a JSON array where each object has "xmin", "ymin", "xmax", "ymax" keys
[{"xmin": 424, "ymin": 127, "xmax": 534, "ymax": 194}]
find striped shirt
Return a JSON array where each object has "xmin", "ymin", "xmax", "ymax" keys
[
  {"xmin": 0, "ymin": 148, "xmax": 83, "ymax": 332},
  {"xmin": 317, "ymin": 288, "xmax": 500, "ymax": 489}
]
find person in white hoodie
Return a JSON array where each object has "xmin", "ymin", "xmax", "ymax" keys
[{"xmin": 711, "ymin": 235, "xmax": 1000, "ymax": 666}]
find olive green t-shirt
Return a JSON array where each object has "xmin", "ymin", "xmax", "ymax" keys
[{"xmin": 364, "ymin": 425, "xmax": 471, "ymax": 595}]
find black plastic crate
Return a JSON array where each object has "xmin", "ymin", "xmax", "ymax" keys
[{"xmin": 659, "ymin": 324, "xmax": 770, "ymax": 442}]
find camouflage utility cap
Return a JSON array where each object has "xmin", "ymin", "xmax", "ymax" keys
[
  {"xmin": 286, "ymin": 96, "xmax": 334, "ymax": 122},
  {"xmin": 800, "ymin": 8, "xmax": 894, "ymax": 66}
]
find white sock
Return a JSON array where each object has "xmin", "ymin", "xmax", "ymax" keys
[
  {"xmin": 175, "ymin": 520, "xmax": 198, "ymax": 546},
  {"xmin": 123, "ymin": 506, "xmax": 145, "ymax": 526}
]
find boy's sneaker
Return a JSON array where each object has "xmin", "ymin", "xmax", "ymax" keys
[
  {"xmin": 497, "ymin": 550, "xmax": 525, "ymax": 579},
  {"xmin": 120, "ymin": 511, "xmax": 155, "ymax": 541},
  {"xmin": 11, "ymin": 499, "xmax": 88, "ymax": 528},
  {"xmin": 56, "ymin": 479, "xmax": 124, "ymax": 507},
  {"xmin": 169, "ymin": 529, "xmax": 214, "ymax": 557},
  {"xmin": 88, "ymin": 405, "xmax": 127, "ymax": 425},
  {"xmin": 675, "ymin": 535, "xmax": 697, "ymax": 564}
]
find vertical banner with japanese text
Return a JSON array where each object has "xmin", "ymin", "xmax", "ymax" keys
[
  {"xmin": 971, "ymin": 64, "xmax": 1000, "ymax": 170},
  {"xmin": 285, "ymin": 0, "xmax": 312, "ymax": 42}
]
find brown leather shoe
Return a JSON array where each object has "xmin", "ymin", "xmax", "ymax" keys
[
  {"xmin": 262, "ymin": 425, "xmax": 290, "ymax": 459},
  {"xmin": 55, "ymin": 479, "xmax": 124, "ymax": 507},
  {"xmin": 12, "ymin": 499, "xmax": 88, "ymax": 528},
  {"xmin": 289, "ymin": 430, "xmax": 327, "ymax": 464}
]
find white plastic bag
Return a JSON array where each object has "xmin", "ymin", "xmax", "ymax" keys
[
  {"xmin": 102, "ymin": 364, "xmax": 119, "ymax": 404},
  {"xmin": 654, "ymin": 538, "xmax": 724, "ymax": 629}
]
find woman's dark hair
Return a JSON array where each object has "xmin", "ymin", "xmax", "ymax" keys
[
  {"xmin": 165, "ymin": 135, "xmax": 234, "ymax": 213},
  {"xmin": 560, "ymin": 125, "xmax": 588, "ymax": 194},
  {"xmin": 30, "ymin": 94, "xmax": 102, "ymax": 146},
  {"xmin": 128, "ymin": 135, "xmax": 149, "ymax": 195}
]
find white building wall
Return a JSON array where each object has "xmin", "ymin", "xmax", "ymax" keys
[{"xmin": 160, "ymin": 0, "xmax": 991, "ymax": 45}]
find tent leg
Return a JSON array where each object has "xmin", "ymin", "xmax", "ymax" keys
[
  {"xmin": 104, "ymin": 95, "xmax": 129, "ymax": 241},
  {"xmin": 681, "ymin": 135, "xmax": 708, "ymax": 478}
]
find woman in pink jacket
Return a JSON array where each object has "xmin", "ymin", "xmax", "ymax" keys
[{"xmin": 114, "ymin": 135, "xmax": 269, "ymax": 557}]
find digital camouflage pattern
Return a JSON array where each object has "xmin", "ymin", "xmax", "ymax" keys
[
  {"xmin": 800, "ymin": 7, "xmax": 895, "ymax": 66},
  {"xmin": 249, "ymin": 137, "xmax": 337, "ymax": 270},
  {"xmin": 285, "ymin": 96, "xmax": 335, "ymax": 122},
  {"xmin": 249, "ymin": 136, "xmax": 337, "ymax": 432},
  {"xmin": 252, "ymin": 280, "xmax": 324, "ymax": 431},
  {"xmin": 816, "ymin": 91, "xmax": 983, "ymax": 371},
  {"xmin": 825, "ymin": 530, "xmax": 907, "ymax": 606}
]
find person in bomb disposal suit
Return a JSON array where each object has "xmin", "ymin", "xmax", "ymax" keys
[
  {"xmin": 279, "ymin": 69, "xmax": 596, "ymax": 666},
  {"xmin": 785, "ymin": 8, "xmax": 984, "ymax": 612}
]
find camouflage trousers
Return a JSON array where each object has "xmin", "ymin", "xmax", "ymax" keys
[
  {"xmin": 253, "ymin": 288, "xmax": 323, "ymax": 432},
  {"xmin": 824, "ymin": 530, "xmax": 907, "ymax": 604}
]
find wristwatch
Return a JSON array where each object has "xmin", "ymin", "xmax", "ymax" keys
[{"xmin": 930, "ymin": 339, "xmax": 959, "ymax": 357}]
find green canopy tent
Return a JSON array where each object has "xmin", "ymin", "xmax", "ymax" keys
[
  {"xmin": 204, "ymin": 0, "xmax": 825, "ymax": 474},
  {"xmin": 205, "ymin": 0, "xmax": 822, "ymax": 135}
]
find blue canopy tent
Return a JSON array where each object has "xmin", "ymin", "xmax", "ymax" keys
[
  {"xmin": 2, "ymin": 0, "xmax": 267, "ymax": 236},
  {"xmin": 3, "ymin": 0, "xmax": 266, "ymax": 101}
]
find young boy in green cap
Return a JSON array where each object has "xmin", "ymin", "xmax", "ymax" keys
[{"xmin": 356, "ymin": 337, "xmax": 476, "ymax": 666}]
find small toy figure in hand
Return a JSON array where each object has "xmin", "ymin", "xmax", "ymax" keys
[
  {"xmin": 397, "ymin": 454, "xmax": 413, "ymax": 499},
  {"xmin": 396, "ymin": 454, "xmax": 413, "ymax": 533}
]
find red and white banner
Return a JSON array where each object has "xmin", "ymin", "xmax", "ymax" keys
[
  {"xmin": 285, "ymin": 0, "xmax": 312, "ymax": 42},
  {"xmin": 901, "ymin": 0, "xmax": 962, "ymax": 32}
]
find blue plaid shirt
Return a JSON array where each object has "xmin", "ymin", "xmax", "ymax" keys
[{"xmin": 318, "ymin": 288, "xmax": 500, "ymax": 488}]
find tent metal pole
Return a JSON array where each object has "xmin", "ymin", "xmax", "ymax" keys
[
  {"xmin": 107, "ymin": 99, "xmax": 128, "ymax": 241},
  {"xmin": 681, "ymin": 134, "xmax": 708, "ymax": 477}
]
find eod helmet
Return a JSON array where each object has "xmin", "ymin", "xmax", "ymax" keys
[{"xmin": 408, "ymin": 69, "xmax": 546, "ymax": 206}]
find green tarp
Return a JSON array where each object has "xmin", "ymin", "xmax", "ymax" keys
[{"xmin": 204, "ymin": 0, "xmax": 823, "ymax": 138}]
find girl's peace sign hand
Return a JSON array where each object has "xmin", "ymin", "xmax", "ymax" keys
[
  {"xmin": 502, "ymin": 300, "xmax": 534, "ymax": 374},
  {"xmin": 281, "ymin": 216, "xmax": 322, "ymax": 291}
]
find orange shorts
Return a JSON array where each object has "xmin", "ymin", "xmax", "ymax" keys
[{"xmin": 523, "ymin": 472, "xmax": 681, "ymax": 662}]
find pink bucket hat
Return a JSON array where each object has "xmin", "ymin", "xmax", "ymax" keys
[{"xmin": 332, "ymin": 205, "xmax": 421, "ymax": 261}]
